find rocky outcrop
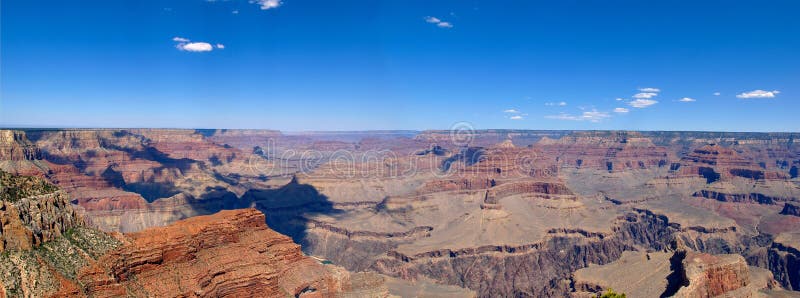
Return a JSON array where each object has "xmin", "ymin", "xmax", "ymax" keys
[
  {"xmin": 675, "ymin": 252, "xmax": 752, "ymax": 297},
  {"xmin": 0, "ymin": 171, "xmax": 119, "ymax": 298},
  {"xmin": 1, "ymin": 171, "xmax": 83, "ymax": 252},
  {"xmin": 0, "ymin": 130, "xmax": 41, "ymax": 161},
  {"xmin": 759, "ymin": 233, "xmax": 800, "ymax": 291},
  {"xmin": 571, "ymin": 250, "xmax": 778, "ymax": 298},
  {"xmin": 679, "ymin": 144, "xmax": 789, "ymax": 181},
  {"xmin": 77, "ymin": 208, "xmax": 383, "ymax": 297}
]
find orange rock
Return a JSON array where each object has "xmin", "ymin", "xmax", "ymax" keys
[
  {"xmin": 78, "ymin": 208, "xmax": 353, "ymax": 297},
  {"xmin": 676, "ymin": 252, "xmax": 751, "ymax": 297}
]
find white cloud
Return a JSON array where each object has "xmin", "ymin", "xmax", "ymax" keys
[
  {"xmin": 250, "ymin": 0, "xmax": 281, "ymax": 10},
  {"xmin": 425, "ymin": 16, "xmax": 441, "ymax": 23},
  {"xmin": 629, "ymin": 99, "xmax": 658, "ymax": 108},
  {"xmin": 509, "ymin": 115, "xmax": 523, "ymax": 120},
  {"xmin": 545, "ymin": 101, "xmax": 567, "ymax": 106},
  {"xmin": 678, "ymin": 97, "xmax": 695, "ymax": 102},
  {"xmin": 613, "ymin": 108, "xmax": 629, "ymax": 113},
  {"xmin": 173, "ymin": 37, "xmax": 222, "ymax": 52},
  {"xmin": 736, "ymin": 89, "xmax": 780, "ymax": 99},
  {"xmin": 546, "ymin": 110, "xmax": 610, "ymax": 123},
  {"xmin": 232, "ymin": 10, "xmax": 239, "ymax": 14},
  {"xmin": 639, "ymin": 87, "xmax": 661, "ymax": 92},
  {"xmin": 615, "ymin": 97, "xmax": 625, "ymax": 101},
  {"xmin": 177, "ymin": 42, "xmax": 214, "ymax": 52},
  {"xmin": 425, "ymin": 16, "xmax": 453, "ymax": 28},
  {"xmin": 503, "ymin": 109, "xmax": 520, "ymax": 113},
  {"xmin": 713, "ymin": 92, "xmax": 721, "ymax": 96},
  {"xmin": 633, "ymin": 92, "xmax": 658, "ymax": 99}
]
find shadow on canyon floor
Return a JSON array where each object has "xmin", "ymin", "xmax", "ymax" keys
[{"xmin": 186, "ymin": 176, "xmax": 342, "ymax": 248}]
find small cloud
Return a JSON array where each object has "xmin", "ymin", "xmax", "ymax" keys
[
  {"xmin": 736, "ymin": 89, "xmax": 780, "ymax": 99},
  {"xmin": 177, "ymin": 42, "xmax": 214, "ymax": 52},
  {"xmin": 615, "ymin": 97, "xmax": 625, "ymax": 101},
  {"xmin": 633, "ymin": 92, "xmax": 658, "ymax": 99},
  {"xmin": 509, "ymin": 115, "xmax": 524, "ymax": 120},
  {"xmin": 639, "ymin": 87, "xmax": 661, "ymax": 92},
  {"xmin": 613, "ymin": 108, "xmax": 629, "ymax": 113},
  {"xmin": 232, "ymin": 10, "xmax": 239, "ymax": 14},
  {"xmin": 545, "ymin": 101, "xmax": 567, "ymax": 106},
  {"xmin": 425, "ymin": 16, "xmax": 453, "ymax": 28},
  {"xmin": 425, "ymin": 16, "xmax": 441, "ymax": 23},
  {"xmin": 713, "ymin": 92, "xmax": 721, "ymax": 96},
  {"xmin": 437, "ymin": 22, "xmax": 453, "ymax": 28},
  {"xmin": 503, "ymin": 109, "xmax": 520, "ymax": 113},
  {"xmin": 250, "ymin": 0, "xmax": 281, "ymax": 10},
  {"xmin": 678, "ymin": 97, "xmax": 695, "ymax": 102},
  {"xmin": 629, "ymin": 99, "xmax": 658, "ymax": 108},
  {"xmin": 546, "ymin": 110, "xmax": 610, "ymax": 123},
  {"xmin": 173, "ymin": 37, "xmax": 221, "ymax": 52}
]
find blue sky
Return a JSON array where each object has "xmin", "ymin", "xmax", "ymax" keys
[{"xmin": 1, "ymin": 0, "xmax": 798, "ymax": 131}]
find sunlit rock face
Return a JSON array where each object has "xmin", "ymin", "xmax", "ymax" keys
[{"xmin": 2, "ymin": 129, "xmax": 800, "ymax": 296}]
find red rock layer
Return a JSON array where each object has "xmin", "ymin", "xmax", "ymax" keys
[
  {"xmin": 676, "ymin": 252, "xmax": 751, "ymax": 297},
  {"xmin": 77, "ymin": 208, "xmax": 352, "ymax": 297},
  {"xmin": 678, "ymin": 144, "xmax": 789, "ymax": 181},
  {"xmin": 534, "ymin": 132, "xmax": 671, "ymax": 172}
]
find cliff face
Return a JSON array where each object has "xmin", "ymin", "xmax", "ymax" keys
[
  {"xmin": 78, "ymin": 208, "xmax": 359, "ymax": 297},
  {"xmin": 3, "ymin": 129, "xmax": 800, "ymax": 296},
  {"xmin": 675, "ymin": 252, "xmax": 754, "ymax": 297},
  {"xmin": 0, "ymin": 131, "xmax": 40, "ymax": 161},
  {"xmin": 0, "ymin": 171, "xmax": 83, "ymax": 251},
  {"xmin": 0, "ymin": 171, "xmax": 119, "ymax": 298},
  {"xmin": 571, "ymin": 250, "xmax": 780, "ymax": 298},
  {"xmin": 0, "ymin": 170, "xmax": 468, "ymax": 298}
]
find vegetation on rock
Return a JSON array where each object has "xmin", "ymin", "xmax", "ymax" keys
[{"xmin": 0, "ymin": 170, "xmax": 57, "ymax": 202}]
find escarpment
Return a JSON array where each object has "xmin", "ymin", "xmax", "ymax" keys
[
  {"xmin": 572, "ymin": 250, "xmax": 781, "ymax": 297},
  {"xmin": 78, "ymin": 208, "xmax": 369, "ymax": 297},
  {"xmin": 693, "ymin": 189, "xmax": 790, "ymax": 205},
  {"xmin": 0, "ymin": 171, "xmax": 119, "ymax": 297},
  {"xmin": 3, "ymin": 129, "xmax": 800, "ymax": 297},
  {"xmin": 1, "ymin": 170, "xmax": 83, "ymax": 251}
]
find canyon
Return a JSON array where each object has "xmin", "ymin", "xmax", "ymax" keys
[{"xmin": 2, "ymin": 128, "xmax": 800, "ymax": 297}]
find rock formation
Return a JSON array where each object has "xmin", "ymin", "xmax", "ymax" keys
[
  {"xmin": 79, "ymin": 208, "xmax": 375, "ymax": 297},
  {"xmin": 1, "ymin": 171, "xmax": 419, "ymax": 297},
  {"xmin": 3, "ymin": 129, "xmax": 800, "ymax": 297},
  {"xmin": 1, "ymin": 170, "xmax": 83, "ymax": 251},
  {"xmin": 572, "ymin": 250, "xmax": 781, "ymax": 297}
]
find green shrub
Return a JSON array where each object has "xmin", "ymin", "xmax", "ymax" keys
[{"xmin": 598, "ymin": 289, "xmax": 626, "ymax": 298}]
